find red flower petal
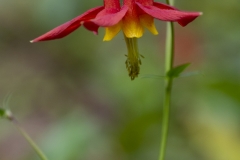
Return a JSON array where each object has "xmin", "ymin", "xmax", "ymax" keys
[
  {"xmin": 31, "ymin": 6, "xmax": 104, "ymax": 43},
  {"xmin": 136, "ymin": 2, "xmax": 201, "ymax": 27},
  {"xmin": 83, "ymin": 21, "xmax": 100, "ymax": 34},
  {"xmin": 152, "ymin": 2, "xmax": 177, "ymax": 10},
  {"xmin": 91, "ymin": 5, "xmax": 128, "ymax": 27}
]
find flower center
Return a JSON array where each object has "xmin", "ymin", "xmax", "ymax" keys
[{"xmin": 124, "ymin": 35, "xmax": 143, "ymax": 80}]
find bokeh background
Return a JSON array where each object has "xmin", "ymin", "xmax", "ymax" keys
[{"xmin": 0, "ymin": 0, "xmax": 240, "ymax": 160}]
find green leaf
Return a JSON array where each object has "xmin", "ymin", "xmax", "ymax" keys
[
  {"xmin": 167, "ymin": 63, "xmax": 191, "ymax": 78},
  {"xmin": 0, "ymin": 108, "xmax": 6, "ymax": 117}
]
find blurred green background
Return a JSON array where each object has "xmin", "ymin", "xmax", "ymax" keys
[{"xmin": 0, "ymin": 0, "xmax": 240, "ymax": 160}]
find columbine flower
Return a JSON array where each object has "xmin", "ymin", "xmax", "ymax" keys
[{"xmin": 31, "ymin": 0, "xmax": 201, "ymax": 80}]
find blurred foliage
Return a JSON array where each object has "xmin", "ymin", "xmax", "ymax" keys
[
  {"xmin": 0, "ymin": 0, "xmax": 240, "ymax": 160},
  {"xmin": 0, "ymin": 108, "xmax": 5, "ymax": 117}
]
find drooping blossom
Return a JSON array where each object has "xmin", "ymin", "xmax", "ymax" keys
[{"xmin": 31, "ymin": 0, "xmax": 201, "ymax": 80}]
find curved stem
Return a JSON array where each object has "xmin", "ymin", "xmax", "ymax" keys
[
  {"xmin": 4, "ymin": 110, "xmax": 48, "ymax": 160},
  {"xmin": 159, "ymin": 0, "xmax": 175, "ymax": 160},
  {"xmin": 13, "ymin": 119, "xmax": 48, "ymax": 160}
]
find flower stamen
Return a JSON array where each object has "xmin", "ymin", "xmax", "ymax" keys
[{"xmin": 124, "ymin": 35, "xmax": 142, "ymax": 80}]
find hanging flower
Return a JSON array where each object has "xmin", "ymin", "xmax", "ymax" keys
[{"xmin": 31, "ymin": 0, "xmax": 201, "ymax": 80}]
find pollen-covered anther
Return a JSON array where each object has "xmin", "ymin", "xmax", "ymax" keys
[{"xmin": 125, "ymin": 56, "xmax": 142, "ymax": 80}]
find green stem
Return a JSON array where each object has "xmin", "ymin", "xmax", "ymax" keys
[
  {"xmin": 159, "ymin": 0, "xmax": 175, "ymax": 160},
  {"xmin": 5, "ymin": 111, "xmax": 48, "ymax": 160}
]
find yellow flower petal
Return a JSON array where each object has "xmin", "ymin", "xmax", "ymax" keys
[
  {"xmin": 140, "ymin": 14, "xmax": 158, "ymax": 35},
  {"xmin": 122, "ymin": 17, "xmax": 144, "ymax": 38},
  {"xmin": 103, "ymin": 22, "xmax": 122, "ymax": 41}
]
